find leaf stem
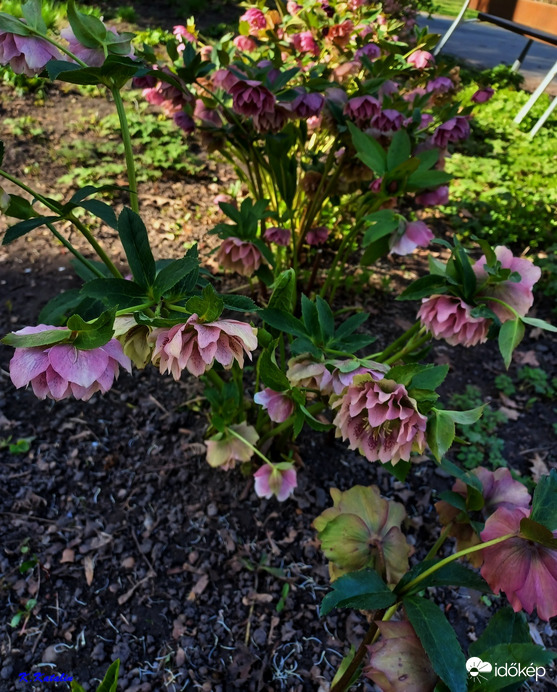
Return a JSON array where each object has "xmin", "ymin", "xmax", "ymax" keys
[
  {"xmin": 111, "ymin": 88, "xmax": 139, "ymax": 213},
  {"xmin": 45, "ymin": 222, "xmax": 104, "ymax": 278}
]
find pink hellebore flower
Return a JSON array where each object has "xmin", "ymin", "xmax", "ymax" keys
[
  {"xmin": 206, "ymin": 423, "xmax": 259, "ymax": 470},
  {"xmin": 406, "ymin": 49, "xmax": 434, "ymax": 69},
  {"xmin": 321, "ymin": 360, "xmax": 385, "ymax": 397},
  {"xmin": 254, "ymin": 388, "xmax": 294, "ymax": 423},
  {"xmin": 344, "ymin": 95, "xmax": 381, "ymax": 127},
  {"xmin": 173, "ymin": 111, "xmax": 195, "ymax": 133},
  {"xmin": 472, "ymin": 246, "xmax": 541, "ymax": 322},
  {"xmin": 61, "ymin": 25, "xmax": 133, "ymax": 67},
  {"xmin": 332, "ymin": 374, "xmax": 427, "ymax": 465},
  {"xmin": 233, "ymin": 35, "xmax": 257, "ymax": 52},
  {"xmin": 431, "ymin": 116, "xmax": 470, "ymax": 148},
  {"xmin": 254, "ymin": 463, "xmax": 297, "ymax": 501},
  {"xmin": 328, "ymin": 21, "xmax": 354, "ymax": 49},
  {"xmin": 306, "ymin": 226, "xmax": 330, "ymax": 246},
  {"xmin": 418, "ymin": 295, "xmax": 490, "ymax": 347},
  {"xmin": 371, "ymin": 109, "xmax": 405, "ymax": 134},
  {"xmin": 252, "ymin": 105, "xmax": 290, "ymax": 134},
  {"xmin": 472, "ymin": 87, "xmax": 495, "ymax": 103},
  {"xmin": 264, "ymin": 226, "xmax": 291, "ymax": 246},
  {"xmin": 216, "ymin": 237, "xmax": 263, "ymax": 276},
  {"xmin": 416, "ymin": 185, "xmax": 449, "ymax": 207},
  {"xmin": 291, "ymin": 31, "xmax": 320, "ymax": 57},
  {"xmin": 390, "ymin": 220, "xmax": 434, "ymax": 256},
  {"xmin": 213, "ymin": 193, "xmax": 235, "ymax": 209},
  {"xmin": 355, "ymin": 42, "xmax": 381, "ymax": 62},
  {"xmin": 212, "ymin": 68, "xmax": 242, "ymax": 92},
  {"xmin": 290, "ymin": 91, "xmax": 325, "ymax": 119},
  {"xmin": 0, "ymin": 31, "xmax": 62, "ymax": 76},
  {"xmin": 286, "ymin": 357, "xmax": 330, "ymax": 390},
  {"xmin": 240, "ymin": 8, "xmax": 267, "ymax": 34},
  {"xmin": 229, "ymin": 79, "xmax": 275, "ymax": 116},
  {"xmin": 364, "ymin": 620, "xmax": 438, "ymax": 692},
  {"xmin": 173, "ymin": 25, "xmax": 196, "ymax": 43},
  {"xmin": 426, "ymin": 76, "xmax": 453, "ymax": 94},
  {"xmin": 369, "ymin": 177, "xmax": 383, "ymax": 193},
  {"xmin": 9, "ymin": 325, "xmax": 131, "ymax": 401},
  {"xmin": 150, "ymin": 314, "xmax": 257, "ymax": 379},
  {"xmin": 194, "ymin": 99, "xmax": 222, "ymax": 128},
  {"xmin": 480, "ymin": 506, "xmax": 557, "ymax": 621},
  {"xmin": 287, "ymin": 1, "xmax": 302, "ymax": 13}
]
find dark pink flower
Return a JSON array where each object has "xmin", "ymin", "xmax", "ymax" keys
[
  {"xmin": 194, "ymin": 99, "xmax": 222, "ymax": 128},
  {"xmin": 306, "ymin": 226, "xmax": 329, "ymax": 246},
  {"xmin": 472, "ymin": 246, "xmax": 541, "ymax": 322},
  {"xmin": 320, "ymin": 360, "xmax": 385, "ymax": 397},
  {"xmin": 173, "ymin": 111, "xmax": 195, "ymax": 133},
  {"xmin": 151, "ymin": 314, "xmax": 257, "ymax": 379},
  {"xmin": 0, "ymin": 31, "xmax": 62, "ymax": 76},
  {"xmin": 344, "ymin": 95, "xmax": 381, "ymax": 127},
  {"xmin": 233, "ymin": 35, "xmax": 257, "ymax": 52},
  {"xmin": 290, "ymin": 91, "xmax": 325, "ymax": 118},
  {"xmin": 419, "ymin": 112, "xmax": 434, "ymax": 129},
  {"xmin": 229, "ymin": 79, "xmax": 275, "ymax": 116},
  {"xmin": 240, "ymin": 8, "xmax": 267, "ymax": 34},
  {"xmin": 254, "ymin": 388, "xmax": 294, "ymax": 423},
  {"xmin": 332, "ymin": 374, "xmax": 427, "ymax": 464},
  {"xmin": 264, "ymin": 226, "xmax": 291, "ymax": 246},
  {"xmin": 416, "ymin": 185, "xmax": 449, "ymax": 207},
  {"xmin": 390, "ymin": 220, "xmax": 434, "ymax": 255},
  {"xmin": 418, "ymin": 295, "xmax": 490, "ymax": 347},
  {"xmin": 9, "ymin": 325, "xmax": 131, "ymax": 401},
  {"xmin": 407, "ymin": 49, "xmax": 434, "ymax": 69},
  {"xmin": 252, "ymin": 105, "xmax": 290, "ymax": 133},
  {"xmin": 364, "ymin": 620, "xmax": 438, "ymax": 692},
  {"xmin": 327, "ymin": 21, "xmax": 354, "ymax": 49},
  {"xmin": 173, "ymin": 25, "xmax": 196, "ymax": 43},
  {"xmin": 217, "ymin": 237, "xmax": 263, "ymax": 276},
  {"xmin": 254, "ymin": 463, "xmax": 297, "ymax": 501},
  {"xmin": 291, "ymin": 31, "xmax": 320, "ymax": 57},
  {"xmin": 426, "ymin": 76, "xmax": 453, "ymax": 94},
  {"xmin": 212, "ymin": 68, "xmax": 242, "ymax": 92},
  {"xmin": 355, "ymin": 42, "xmax": 381, "ymax": 61},
  {"xmin": 206, "ymin": 423, "xmax": 259, "ymax": 470},
  {"xmin": 472, "ymin": 87, "xmax": 494, "ymax": 103},
  {"xmin": 432, "ymin": 116, "xmax": 470, "ymax": 148},
  {"xmin": 371, "ymin": 109, "xmax": 405, "ymax": 133},
  {"xmin": 480, "ymin": 506, "xmax": 557, "ymax": 620},
  {"xmin": 369, "ymin": 177, "xmax": 383, "ymax": 193}
]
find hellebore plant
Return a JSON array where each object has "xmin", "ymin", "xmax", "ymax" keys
[{"xmin": 1, "ymin": 2, "xmax": 557, "ymax": 691}]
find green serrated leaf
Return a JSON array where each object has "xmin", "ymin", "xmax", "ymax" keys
[
  {"xmin": 347, "ymin": 121, "xmax": 387, "ymax": 176},
  {"xmin": 530, "ymin": 469, "xmax": 557, "ymax": 530},
  {"xmin": 411, "ymin": 365, "xmax": 449, "ymax": 391},
  {"xmin": 498, "ymin": 319, "xmax": 525, "ymax": 369},
  {"xmin": 521, "ymin": 316, "xmax": 557, "ymax": 333},
  {"xmin": 320, "ymin": 569, "xmax": 396, "ymax": 617},
  {"xmin": 426, "ymin": 409, "xmax": 455, "ymax": 462},
  {"xmin": 398, "ymin": 275, "xmax": 449, "ymax": 300},
  {"xmin": 117, "ymin": 208, "xmax": 156, "ymax": 289},
  {"xmin": 469, "ymin": 607, "xmax": 530, "ymax": 659},
  {"xmin": 153, "ymin": 254, "xmax": 199, "ymax": 299},
  {"xmin": 1, "ymin": 328, "xmax": 71, "ymax": 348}
]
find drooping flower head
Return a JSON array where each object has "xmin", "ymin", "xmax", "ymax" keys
[
  {"xmin": 291, "ymin": 31, "xmax": 320, "ymax": 56},
  {"xmin": 407, "ymin": 49, "xmax": 434, "ymax": 69},
  {"xmin": 426, "ymin": 76, "xmax": 453, "ymax": 94},
  {"xmin": 332, "ymin": 374, "xmax": 427, "ymax": 465},
  {"xmin": 9, "ymin": 325, "xmax": 131, "ymax": 401},
  {"xmin": 254, "ymin": 388, "xmax": 294, "ymax": 423},
  {"xmin": 150, "ymin": 314, "xmax": 257, "ymax": 378},
  {"xmin": 206, "ymin": 423, "xmax": 259, "ymax": 470},
  {"xmin": 216, "ymin": 237, "xmax": 263, "ymax": 276},
  {"xmin": 306, "ymin": 226, "xmax": 330, "ymax": 246},
  {"xmin": 113, "ymin": 315, "xmax": 153, "ymax": 369},
  {"xmin": 355, "ymin": 42, "xmax": 381, "ymax": 62},
  {"xmin": 472, "ymin": 246, "xmax": 541, "ymax": 322},
  {"xmin": 344, "ymin": 95, "xmax": 381, "ymax": 127},
  {"xmin": 240, "ymin": 8, "xmax": 267, "ymax": 34},
  {"xmin": 254, "ymin": 463, "xmax": 297, "ymax": 501},
  {"xmin": 415, "ymin": 186, "xmax": 449, "ymax": 207},
  {"xmin": 290, "ymin": 91, "xmax": 325, "ymax": 119},
  {"xmin": 61, "ymin": 25, "xmax": 133, "ymax": 66},
  {"xmin": 0, "ymin": 30, "xmax": 61, "ymax": 76},
  {"xmin": 364, "ymin": 620, "xmax": 438, "ymax": 692},
  {"xmin": 390, "ymin": 220, "xmax": 434, "ymax": 256},
  {"xmin": 472, "ymin": 87, "xmax": 494, "ymax": 103},
  {"xmin": 229, "ymin": 79, "xmax": 275, "ymax": 116},
  {"xmin": 418, "ymin": 295, "xmax": 490, "ymax": 347},
  {"xmin": 431, "ymin": 116, "xmax": 470, "ymax": 148},
  {"xmin": 314, "ymin": 485, "xmax": 413, "ymax": 583},
  {"xmin": 233, "ymin": 35, "xmax": 257, "ymax": 52},
  {"xmin": 252, "ymin": 104, "xmax": 290, "ymax": 133},
  {"xmin": 480, "ymin": 506, "xmax": 557, "ymax": 621},
  {"xmin": 264, "ymin": 226, "xmax": 291, "ymax": 247}
]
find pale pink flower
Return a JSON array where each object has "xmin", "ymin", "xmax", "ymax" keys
[
  {"xmin": 426, "ymin": 76, "xmax": 453, "ymax": 94},
  {"xmin": 472, "ymin": 87, "xmax": 494, "ymax": 103},
  {"xmin": 472, "ymin": 246, "xmax": 541, "ymax": 322},
  {"xmin": 286, "ymin": 357, "xmax": 330, "ymax": 390},
  {"xmin": 321, "ymin": 361, "xmax": 385, "ymax": 397},
  {"xmin": 213, "ymin": 193, "xmax": 236, "ymax": 209},
  {"xmin": 212, "ymin": 68, "xmax": 242, "ymax": 91},
  {"xmin": 415, "ymin": 185, "xmax": 449, "ymax": 207},
  {"xmin": 150, "ymin": 314, "xmax": 257, "ymax": 378},
  {"xmin": 344, "ymin": 95, "xmax": 381, "ymax": 127},
  {"xmin": 418, "ymin": 295, "xmax": 490, "ymax": 347},
  {"xmin": 254, "ymin": 463, "xmax": 297, "ymax": 501},
  {"xmin": 264, "ymin": 226, "xmax": 291, "ymax": 246},
  {"xmin": 355, "ymin": 42, "xmax": 381, "ymax": 61},
  {"xmin": 229, "ymin": 79, "xmax": 275, "ymax": 116},
  {"xmin": 0, "ymin": 31, "xmax": 61, "ymax": 76},
  {"xmin": 371, "ymin": 109, "xmax": 405, "ymax": 133},
  {"xmin": 364, "ymin": 621, "xmax": 438, "ymax": 692},
  {"xmin": 390, "ymin": 220, "xmax": 434, "ymax": 255},
  {"xmin": 9, "ymin": 325, "xmax": 131, "ymax": 401},
  {"xmin": 240, "ymin": 8, "xmax": 267, "ymax": 33},
  {"xmin": 206, "ymin": 423, "xmax": 259, "ymax": 470},
  {"xmin": 173, "ymin": 25, "xmax": 196, "ymax": 43},
  {"xmin": 480, "ymin": 506, "xmax": 557, "ymax": 621},
  {"xmin": 216, "ymin": 237, "xmax": 263, "ymax": 276},
  {"xmin": 287, "ymin": 1, "xmax": 302, "ymax": 13},
  {"xmin": 291, "ymin": 31, "xmax": 320, "ymax": 56},
  {"xmin": 333, "ymin": 61, "xmax": 360, "ymax": 83},
  {"xmin": 233, "ymin": 35, "xmax": 257, "ymax": 52},
  {"xmin": 61, "ymin": 25, "xmax": 133, "ymax": 66},
  {"xmin": 254, "ymin": 388, "xmax": 294, "ymax": 423},
  {"xmin": 306, "ymin": 226, "xmax": 329, "ymax": 246},
  {"xmin": 431, "ymin": 116, "xmax": 470, "ymax": 148},
  {"xmin": 332, "ymin": 375, "xmax": 427, "ymax": 464},
  {"xmin": 348, "ymin": 0, "xmax": 366, "ymax": 8},
  {"xmin": 407, "ymin": 49, "xmax": 434, "ymax": 69}
]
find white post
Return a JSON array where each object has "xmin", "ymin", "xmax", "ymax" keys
[
  {"xmin": 529, "ymin": 94, "xmax": 557, "ymax": 137},
  {"xmin": 514, "ymin": 60, "xmax": 557, "ymax": 125},
  {"xmin": 433, "ymin": 0, "xmax": 472, "ymax": 56}
]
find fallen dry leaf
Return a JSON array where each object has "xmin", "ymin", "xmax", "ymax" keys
[
  {"xmin": 513, "ymin": 350, "xmax": 540, "ymax": 367},
  {"xmin": 187, "ymin": 573, "xmax": 209, "ymax": 601},
  {"xmin": 529, "ymin": 453, "xmax": 550, "ymax": 482},
  {"xmin": 84, "ymin": 555, "xmax": 95, "ymax": 586},
  {"xmin": 499, "ymin": 406, "xmax": 520, "ymax": 421},
  {"xmin": 60, "ymin": 548, "xmax": 75, "ymax": 564}
]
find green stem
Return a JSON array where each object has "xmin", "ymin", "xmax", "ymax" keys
[
  {"xmin": 383, "ymin": 331, "xmax": 431, "ymax": 365},
  {"xmin": 111, "ymin": 88, "xmax": 139, "ymax": 213},
  {"xmin": 204, "ymin": 367, "xmax": 225, "ymax": 392},
  {"xmin": 258, "ymin": 402, "xmax": 326, "ymax": 444},
  {"xmin": 227, "ymin": 427, "xmax": 273, "ymax": 466},
  {"xmin": 372, "ymin": 322, "xmax": 421, "ymax": 362},
  {"xmin": 479, "ymin": 296, "xmax": 520, "ymax": 320},
  {"xmin": 45, "ymin": 222, "xmax": 104, "ymax": 278},
  {"xmin": 115, "ymin": 302, "xmax": 155, "ymax": 316},
  {"xmin": 423, "ymin": 523, "xmax": 454, "ymax": 562},
  {"xmin": 0, "ymin": 169, "xmax": 122, "ymax": 278}
]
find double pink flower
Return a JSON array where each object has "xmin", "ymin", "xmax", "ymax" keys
[
  {"xmin": 418, "ymin": 295, "xmax": 490, "ymax": 348},
  {"xmin": 216, "ymin": 237, "xmax": 263, "ymax": 276}
]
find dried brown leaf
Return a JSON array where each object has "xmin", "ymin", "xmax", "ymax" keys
[
  {"xmin": 84, "ymin": 555, "xmax": 95, "ymax": 586},
  {"xmin": 60, "ymin": 548, "xmax": 75, "ymax": 564}
]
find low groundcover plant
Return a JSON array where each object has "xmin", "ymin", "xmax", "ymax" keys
[{"xmin": 1, "ymin": 1, "xmax": 556, "ymax": 690}]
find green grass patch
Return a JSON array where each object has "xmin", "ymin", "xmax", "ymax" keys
[{"xmin": 431, "ymin": 0, "xmax": 478, "ymax": 18}]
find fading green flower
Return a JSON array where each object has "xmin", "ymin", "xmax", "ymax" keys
[{"xmin": 313, "ymin": 485, "xmax": 412, "ymax": 584}]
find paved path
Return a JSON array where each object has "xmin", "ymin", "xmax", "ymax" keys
[{"xmin": 418, "ymin": 15, "xmax": 557, "ymax": 95}]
